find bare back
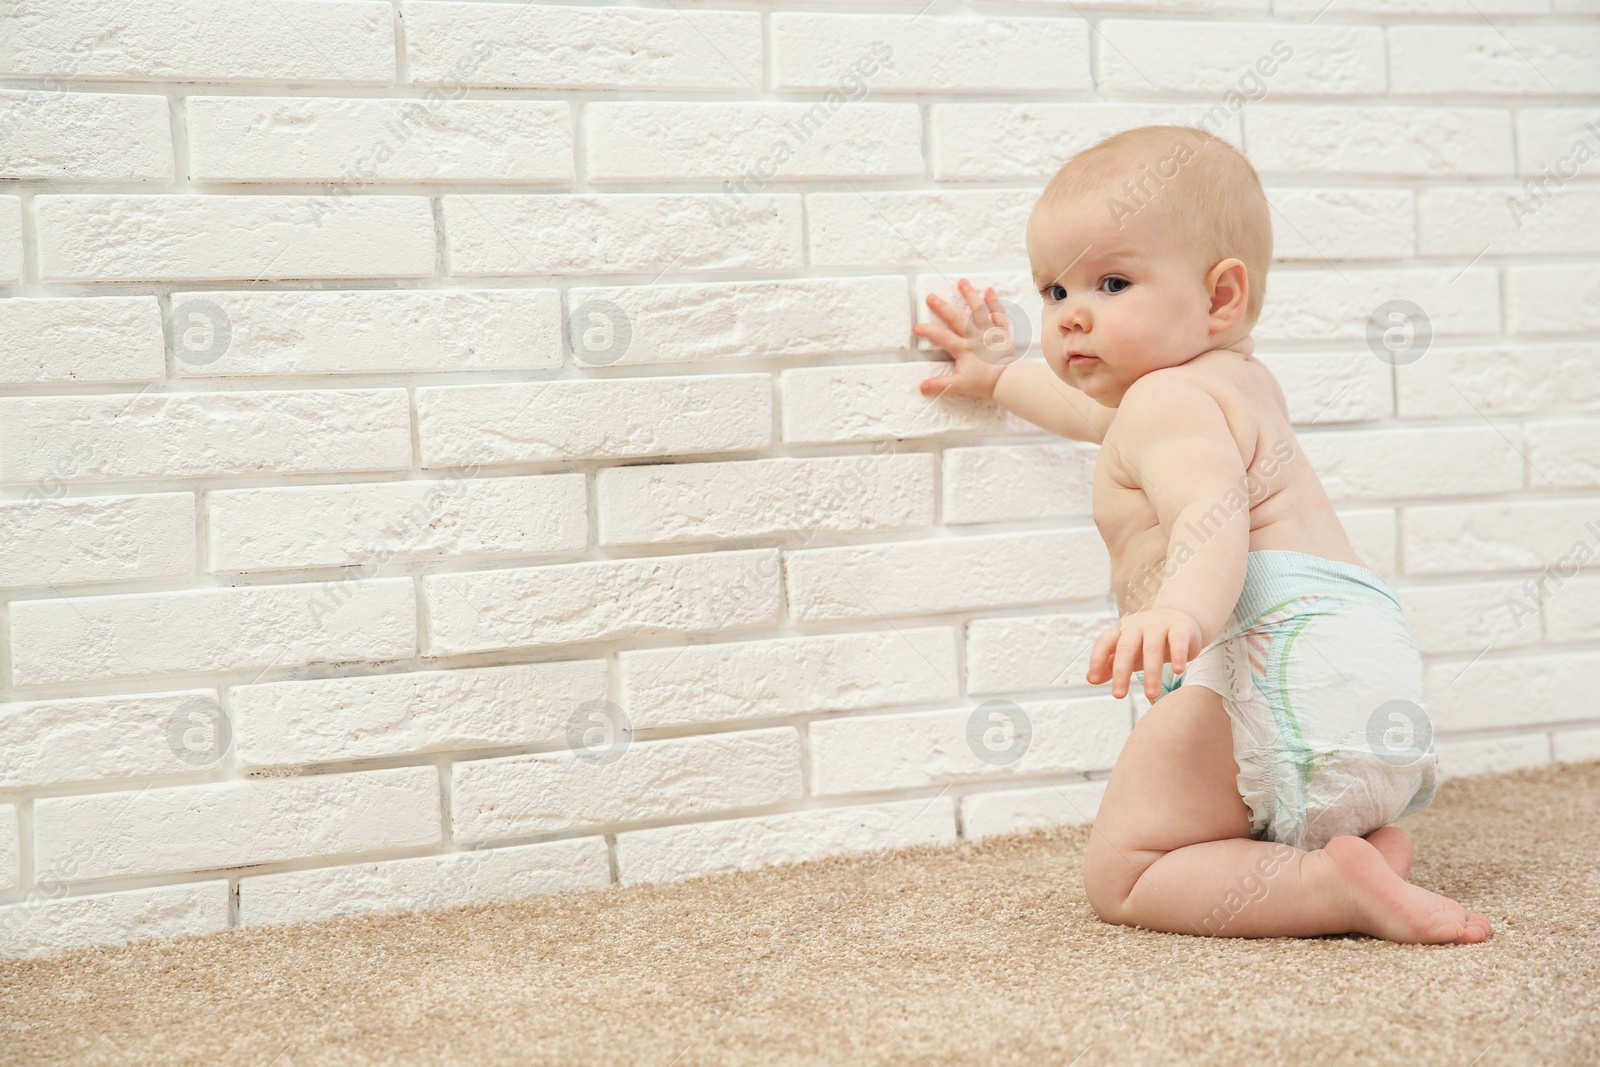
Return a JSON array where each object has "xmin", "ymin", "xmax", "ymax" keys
[{"xmin": 1094, "ymin": 346, "xmax": 1364, "ymax": 616}]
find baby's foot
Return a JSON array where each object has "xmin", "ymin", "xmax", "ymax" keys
[
  {"xmin": 1362, "ymin": 825, "xmax": 1413, "ymax": 881},
  {"xmin": 1323, "ymin": 835, "xmax": 1493, "ymax": 945}
]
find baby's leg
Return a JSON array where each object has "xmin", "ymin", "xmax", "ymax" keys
[
  {"xmin": 1364, "ymin": 825, "xmax": 1414, "ymax": 880},
  {"xmin": 1083, "ymin": 684, "xmax": 1491, "ymax": 943}
]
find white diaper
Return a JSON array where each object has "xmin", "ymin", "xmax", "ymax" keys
[{"xmin": 1152, "ymin": 550, "xmax": 1438, "ymax": 852}]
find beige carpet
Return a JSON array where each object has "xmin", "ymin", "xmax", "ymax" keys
[{"xmin": 3, "ymin": 761, "xmax": 1598, "ymax": 1066}]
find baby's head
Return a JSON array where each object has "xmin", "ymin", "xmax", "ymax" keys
[{"xmin": 1026, "ymin": 125, "xmax": 1272, "ymax": 406}]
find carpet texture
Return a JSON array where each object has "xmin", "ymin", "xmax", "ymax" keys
[{"xmin": 3, "ymin": 760, "xmax": 1597, "ymax": 1066}]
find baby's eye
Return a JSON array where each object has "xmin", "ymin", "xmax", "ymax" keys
[
  {"xmin": 1101, "ymin": 276, "xmax": 1130, "ymax": 294},
  {"xmin": 1040, "ymin": 283, "xmax": 1067, "ymax": 302}
]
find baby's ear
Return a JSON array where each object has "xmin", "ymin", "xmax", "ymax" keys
[{"xmin": 1205, "ymin": 258, "xmax": 1249, "ymax": 328}]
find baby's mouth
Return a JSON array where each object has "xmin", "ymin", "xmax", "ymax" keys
[{"xmin": 1067, "ymin": 353, "xmax": 1098, "ymax": 366}]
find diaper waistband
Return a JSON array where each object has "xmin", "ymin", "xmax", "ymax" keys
[{"xmin": 1230, "ymin": 549, "xmax": 1403, "ymax": 630}]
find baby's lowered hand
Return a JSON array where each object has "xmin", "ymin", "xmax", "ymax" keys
[
  {"xmin": 1088, "ymin": 608, "xmax": 1204, "ymax": 702},
  {"xmin": 913, "ymin": 278, "xmax": 1017, "ymax": 400}
]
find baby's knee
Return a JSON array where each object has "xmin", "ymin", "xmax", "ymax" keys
[{"xmin": 1082, "ymin": 838, "xmax": 1138, "ymax": 925}]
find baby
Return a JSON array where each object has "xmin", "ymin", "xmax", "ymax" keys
[{"xmin": 915, "ymin": 126, "xmax": 1492, "ymax": 944}]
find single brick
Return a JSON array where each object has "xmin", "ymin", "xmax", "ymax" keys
[
  {"xmin": 1245, "ymin": 105, "xmax": 1515, "ymax": 177},
  {"xmin": 1065, "ymin": 0, "xmax": 1267, "ymax": 9},
  {"xmin": 1277, "ymin": 0, "xmax": 1543, "ymax": 13},
  {"xmin": 1507, "ymin": 264, "xmax": 1600, "ymax": 334},
  {"xmin": 209, "ymin": 474, "xmax": 586, "ymax": 572},
  {"xmin": 34, "ymin": 767, "xmax": 440, "ymax": 882},
  {"xmin": 1527, "ymin": 418, "xmax": 1600, "ymax": 489},
  {"xmin": 451, "ymin": 728, "xmax": 803, "ymax": 840},
  {"xmin": 585, "ymin": 102, "xmax": 921, "ymax": 181},
  {"xmin": 931, "ymin": 103, "xmax": 1241, "ymax": 181},
  {"xmin": 772, "ymin": 14, "xmax": 1089, "ymax": 92},
  {"xmin": 239, "ymin": 838, "xmax": 611, "ymax": 926},
  {"xmin": 0, "ymin": 390, "xmax": 412, "ymax": 484},
  {"xmin": 0, "ymin": 297, "xmax": 165, "ymax": 384},
  {"xmin": 961, "ymin": 780, "xmax": 1108, "ymax": 842},
  {"xmin": 1396, "ymin": 344, "xmax": 1600, "ymax": 418},
  {"xmin": 1544, "ymin": 574, "xmax": 1600, "ymax": 641},
  {"xmin": 597, "ymin": 454, "xmax": 934, "ymax": 546},
  {"xmin": 806, "ymin": 190, "xmax": 1033, "ymax": 268},
  {"xmin": 615, "ymin": 797, "xmax": 957, "ymax": 886},
  {"xmin": 780, "ymin": 361, "xmax": 1034, "ymax": 445},
  {"xmin": 417, "ymin": 375, "xmax": 771, "ymax": 467},
  {"xmin": 169, "ymin": 289, "xmax": 563, "ymax": 376},
  {"xmin": 1299, "ymin": 426, "xmax": 1524, "ymax": 501},
  {"xmin": 187, "ymin": 97, "xmax": 572, "ymax": 183},
  {"xmin": 563, "ymin": 276, "xmax": 910, "ymax": 367},
  {"xmin": 0, "ymin": 0, "xmax": 394, "ymax": 83},
  {"xmin": 1096, "ymin": 22, "xmax": 1384, "ymax": 96},
  {"xmin": 786, "ymin": 529, "xmax": 1109, "ymax": 624},
  {"xmin": 1420, "ymin": 186, "xmax": 1600, "ymax": 257},
  {"xmin": 1267, "ymin": 188, "xmax": 1415, "ymax": 260},
  {"xmin": 1426, "ymin": 651, "xmax": 1600, "ymax": 731},
  {"xmin": 619, "ymin": 627, "xmax": 959, "ymax": 728},
  {"xmin": 1435, "ymin": 734, "xmax": 1551, "ymax": 780},
  {"xmin": 443, "ymin": 193, "xmax": 802, "ymax": 275},
  {"xmin": 9, "ymin": 578, "xmax": 417, "ymax": 686},
  {"xmin": 36, "ymin": 195, "xmax": 435, "ymax": 281},
  {"xmin": 808, "ymin": 697, "xmax": 1129, "ymax": 794},
  {"xmin": 424, "ymin": 549, "xmax": 782, "ymax": 656},
  {"xmin": 1389, "ymin": 25, "xmax": 1600, "ymax": 95},
  {"xmin": 0, "ymin": 90, "xmax": 172, "ymax": 180},
  {"xmin": 941, "ymin": 443, "xmax": 1097, "ymax": 525},
  {"xmin": 403, "ymin": 2, "xmax": 762, "ymax": 90},
  {"xmin": 1256, "ymin": 267, "xmax": 1500, "ymax": 344},
  {"xmin": 1255, "ymin": 350, "xmax": 1393, "ymax": 425},
  {"xmin": 1514, "ymin": 108, "xmax": 1600, "ymax": 175},
  {"xmin": 0, "ymin": 882, "xmax": 230, "ymax": 960},
  {"xmin": 1399, "ymin": 579, "xmax": 1543, "ymax": 656},
  {"xmin": 1402, "ymin": 499, "xmax": 1600, "ymax": 575},
  {"xmin": 965, "ymin": 611, "xmax": 1118, "ymax": 696},
  {"xmin": 0, "ymin": 493, "xmax": 194, "ymax": 589},
  {"xmin": 0, "ymin": 690, "xmax": 223, "ymax": 789},
  {"xmin": 231, "ymin": 658, "xmax": 607, "ymax": 767}
]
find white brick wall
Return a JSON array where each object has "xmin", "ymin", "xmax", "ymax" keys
[{"xmin": 0, "ymin": 0, "xmax": 1594, "ymax": 958}]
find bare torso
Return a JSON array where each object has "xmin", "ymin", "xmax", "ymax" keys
[{"xmin": 1094, "ymin": 345, "xmax": 1364, "ymax": 617}]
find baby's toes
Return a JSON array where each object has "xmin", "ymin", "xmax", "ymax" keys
[{"xmin": 1432, "ymin": 900, "xmax": 1491, "ymax": 945}]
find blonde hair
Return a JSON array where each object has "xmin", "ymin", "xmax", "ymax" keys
[{"xmin": 1036, "ymin": 126, "xmax": 1272, "ymax": 326}]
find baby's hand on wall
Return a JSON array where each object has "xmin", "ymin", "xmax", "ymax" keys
[
  {"xmin": 913, "ymin": 278, "xmax": 1016, "ymax": 401},
  {"xmin": 1087, "ymin": 608, "xmax": 1204, "ymax": 702}
]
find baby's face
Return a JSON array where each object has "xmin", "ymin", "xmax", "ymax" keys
[{"xmin": 1026, "ymin": 189, "xmax": 1223, "ymax": 406}]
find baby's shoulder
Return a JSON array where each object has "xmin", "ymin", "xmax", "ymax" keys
[
  {"xmin": 1115, "ymin": 361, "xmax": 1239, "ymax": 422},
  {"xmin": 1111, "ymin": 359, "xmax": 1265, "ymax": 449}
]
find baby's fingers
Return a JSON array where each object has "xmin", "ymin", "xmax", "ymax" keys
[
  {"xmin": 924, "ymin": 292, "xmax": 971, "ymax": 331},
  {"xmin": 1141, "ymin": 631, "xmax": 1167, "ymax": 702},
  {"xmin": 1110, "ymin": 625, "xmax": 1144, "ymax": 699},
  {"xmin": 982, "ymin": 286, "xmax": 1010, "ymax": 330},
  {"xmin": 1087, "ymin": 623, "xmax": 1121, "ymax": 685},
  {"xmin": 1170, "ymin": 626, "xmax": 1191, "ymax": 675},
  {"xmin": 913, "ymin": 321, "xmax": 970, "ymax": 366}
]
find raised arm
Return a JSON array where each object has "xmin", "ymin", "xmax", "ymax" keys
[
  {"xmin": 991, "ymin": 359, "xmax": 1116, "ymax": 445},
  {"xmin": 915, "ymin": 279, "xmax": 1114, "ymax": 445}
]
